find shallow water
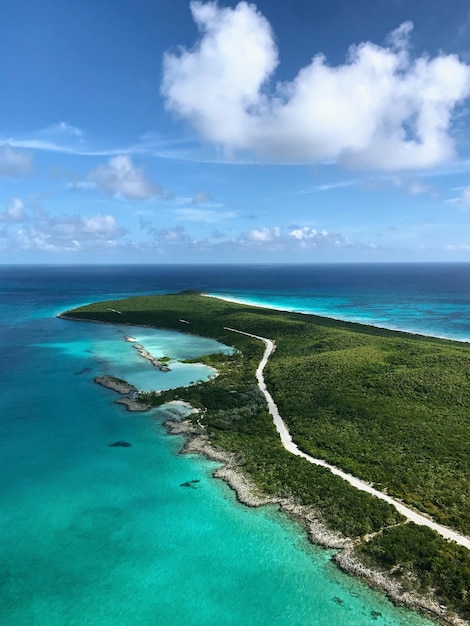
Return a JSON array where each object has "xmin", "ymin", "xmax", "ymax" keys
[{"xmin": 1, "ymin": 265, "xmax": 453, "ymax": 625}]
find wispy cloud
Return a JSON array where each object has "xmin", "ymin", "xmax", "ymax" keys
[
  {"xmin": 174, "ymin": 208, "xmax": 237, "ymax": 223},
  {"xmin": 447, "ymin": 186, "xmax": 470, "ymax": 206},
  {"xmin": 296, "ymin": 180, "xmax": 356, "ymax": 194},
  {"xmin": 1, "ymin": 123, "xmax": 199, "ymax": 159}
]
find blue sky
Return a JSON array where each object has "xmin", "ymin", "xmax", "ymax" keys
[{"xmin": 2, "ymin": 0, "xmax": 470, "ymax": 264}]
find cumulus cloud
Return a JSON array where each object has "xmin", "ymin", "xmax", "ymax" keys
[
  {"xmin": 245, "ymin": 225, "xmax": 349, "ymax": 249},
  {"xmin": 162, "ymin": 1, "xmax": 277, "ymax": 149},
  {"xmin": 290, "ymin": 227, "xmax": 323, "ymax": 240},
  {"xmin": 137, "ymin": 217, "xmax": 374, "ymax": 258},
  {"xmin": 0, "ymin": 144, "xmax": 33, "ymax": 176},
  {"xmin": 289, "ymin": 226, "xmax": 345, "ymax": 247},
  {"xmin": 0, "ymin": 198, "xmax": 26, "ymax": 222},
  {"xmin": 162, "ymin": 2, "xmax": 470, "ymax": 170},
  {"xmin": 50, "ymin": 214, "xmax": 122, "ymax": 237},
  {"xmin": 13, "ymin": 211, "xmax": 125, "ymax": 252},
  {"xmin": 248, "ymin": 226, "xmax": 281, "ymax": 242},
  {"xmin": 88, "ymin": 155, "xmax": 161, "ymax": 199}
]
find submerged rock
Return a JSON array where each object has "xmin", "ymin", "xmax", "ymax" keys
[
  {"xmin": 180, "ymin": 480, "xmax": 199, "ymax": 489},
  {"xmin": 108, "ymin": 441, "xmax": 131, "ymax": 447}
]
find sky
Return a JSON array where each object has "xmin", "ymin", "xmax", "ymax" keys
[{"xmin": 2, "ymin": 0, "xmax": 470, "ymax": 264}]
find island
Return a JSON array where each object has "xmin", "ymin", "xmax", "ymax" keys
[{"xmin": 60, "ymin": 292, "xmax": 470, "ymax": 626}]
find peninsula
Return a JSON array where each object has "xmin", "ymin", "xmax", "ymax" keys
[{"xmin": 60, "ymin": 292, "xmax": 470, "ymax": 625}]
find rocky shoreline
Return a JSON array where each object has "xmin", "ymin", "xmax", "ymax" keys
[
  {"xmin": 94, "ymin": 375, "xmax": 151, "ymax": 411},
  {"xmin": 125, "ymin": 333, "xmax": 172, "ymax": 371},
  {"xmin": 88, "ymin": 371, "xmax": 466, "ymax": 624},
  {"xmin": 94, "ymin": 375, "xmax": 138, "ymax": 395},
  {"xmin": 164, "ymin": 418, "xmax": 467, "ymax": 626},
  {"xmin": 132, "ymin": 343, "xmax": 171, "ymax": 371}
]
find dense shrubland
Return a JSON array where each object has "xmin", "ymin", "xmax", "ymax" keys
[{"xmin": 63, "ymin": 293, "xmax": 470, "ymax": 619}]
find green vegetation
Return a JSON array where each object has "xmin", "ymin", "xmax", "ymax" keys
[
  {"xmin": 63, "ymin": 293, "xmax": 470, "ymax": 619},
  {"xmin": 267, "ymin": 330, "xmax": 470, "ymax": 534},
  {"xmin": 358, "ymin": 524, "xmax": 470, "ymax": 619}
]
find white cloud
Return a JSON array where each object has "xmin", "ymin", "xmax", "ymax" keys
[
  {"xmin": 3, "ymin": 124, "xmax": 197, "ymax": 159},
  {"xmin": 297, "ymin": 180, "xmax": 356, "ymax": 194},
  {"xmin": 2, "ymin": 123, "xmax": 87, "ymax": 156},
  {"xmin": 242, "ymin": 225, "xmax": 352, "ymax": 249},
  {"xmin": 290, "ymin": 227, "xmax": 319, "ymax": 240},
  {"xmin": 0, "ymin": 198, "xmax": 26, "ymax": 222},
  {"xmin": 137, "ymin": 218, "xmax": 373, "ymax": 257},
  {"xmin": 0, "ymin": 144, "xmax": 33, "ymax": 176},
  {"xmin": 289, "ymin": 227, "xmax": 344, "ymax": 247},
  {"xmin": 52, "ymin": 122, "xmax": 84, "ymax": 138},
  {"xmin": 12, "ymin": 211, "xmax": 125, "ymax": 252},
  {"xmin": 162, "ymin": 2, "xmax": 470, "ymax": 170},
  {"xmin": 162, "ymin": 1, "xmax": 277, "ymax": 150},
  {"xmin": 50, "ymin": 214, "xmax": 122, "ymax": 237},
  {"xmin": 88, "ymin": 155, "xmax": 161, "ymax": 199},
  {"xmin": 248, "ymin": 226, "xmax": 281, "ymax": 242}
]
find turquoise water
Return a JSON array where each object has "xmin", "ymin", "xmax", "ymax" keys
[
  {"xmin": 35, "ymin": 323, "xmax": 229, "ymax": 392},
  {"xmin": 210, "ymin": 291, "xmax": 470, "ymax": 342},
  {"xmin": 0, "ymin": 265, "xmax": 447, "ymax": 625}
]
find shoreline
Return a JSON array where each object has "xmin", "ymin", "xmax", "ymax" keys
[
  {"xmin": 58, "ymin": 299, "xmax": 468, "ymax": 347},
  {"xmin": 205, "ymin": 293, "xmax": 470, "ymax": 345},
  {"xmin": 164, "ymin": 418, "xmax": 466, "ymax": 626},
  {"xmin": 59, "ymin": 300, "xmax": 470, "ymax": 625}
]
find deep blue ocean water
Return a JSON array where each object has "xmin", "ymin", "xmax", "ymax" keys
[{"xmin": 3, "ymin": 263, "xmax": 469, "ymax": 626}]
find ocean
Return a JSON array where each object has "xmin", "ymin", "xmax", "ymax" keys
[{"xmin": 2, "ymin": 263, "xmax": 468, "ymax": 626}]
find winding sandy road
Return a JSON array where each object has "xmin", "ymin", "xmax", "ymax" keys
[{"xmin": 224, "ymin": 326, "xmax": 470, "ymax": 550}]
